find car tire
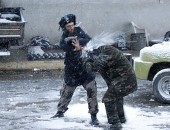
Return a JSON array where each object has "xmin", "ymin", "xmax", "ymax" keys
[{"xmin": 153, "ymin": 69, "xmax": 170, "ymax": 104}]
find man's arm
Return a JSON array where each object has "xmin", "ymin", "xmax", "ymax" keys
[
  {"xmin": 77, "ymin": 27, "xmax": 91, "ymax": 47},
  {"xmin": 59, "ymin": 34, "xmax": 74, "ymax": 52}
]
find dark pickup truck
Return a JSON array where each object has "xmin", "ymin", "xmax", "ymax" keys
[{"xmin": 0, "ymin": 7, "xmax": 26, "ymax": 56}]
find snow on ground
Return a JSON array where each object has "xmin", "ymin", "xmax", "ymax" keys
[
  {"xmin": 0, "ymin": 77, "xmax": 169, "ymax": 130},
  {"xmin": 32, "ymin": 103, "xmax": 170, "ymax": 130}
]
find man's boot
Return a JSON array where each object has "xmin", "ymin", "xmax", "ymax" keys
[
  {"xmin": 104, "ymin": 101, "xmax": 122, "ymax": 129},
  {"xmin": 119, "ymin": 116, "xmax": 126, "ymax": 124},
  {"xmin": 51, "ymin": 111, "xmax": 64, "ymax": 118},
  {"xmin": 90, "ymin": 113, "xmax": 99, "ymax": 126},
  {"xmin": 109, "ymin": 122, "xmax": 122, "ymax": 130}
]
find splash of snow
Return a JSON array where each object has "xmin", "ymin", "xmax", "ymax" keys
[{"xmin": 82, "ymin": 32, "xmax": 119, "ymax": 57}]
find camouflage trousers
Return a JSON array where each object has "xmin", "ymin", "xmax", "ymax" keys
[
  {"xmin": 57, "ymin": 80, "xmax": 99, "ymax": 114},
  {"xmin": 104, "ymin": 97, "xmax": 125, "ymax": 124}
]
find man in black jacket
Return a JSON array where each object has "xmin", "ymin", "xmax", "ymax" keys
[
  {"xmin": 83, "ymin": 45, "xmax": 137, "ymax": 130},
  {"xmin": 51, "ymin": 14, "xmax": 99, "ymax": 126}
]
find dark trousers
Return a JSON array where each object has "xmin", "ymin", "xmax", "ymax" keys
[
  {"xmin": 57, "ymin": 80, "xmax": 98, "ymax": 114},
  {"xmin": 104, "ymin": 97, "xmax": 125, "ymax": 124}
]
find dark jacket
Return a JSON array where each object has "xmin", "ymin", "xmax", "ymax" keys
[{"xmin": 60, "ymin": 27, "xmax": 95, "ymax": 86}]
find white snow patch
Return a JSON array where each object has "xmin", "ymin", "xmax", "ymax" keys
[
  {"xmin": 32, "ymin": 103, "xmax": 170, "ymax": 130},
  {"xmin": 28, "ymin": 46, "xmax": 44, "ymax": 55},
  {"xmin": 140, "ymin": 41, "xmax": 170, "ymax": 61},
  {"xmin": 33, "ymin": 68, "xmax": 41, "ymax": 71},
  {"xmin": 0, "ymin": 18, "xmax": 16, "ymax": 23},
  {"xmin": 1, "ymin": 14, "xmax": 20, "ymax": 18}
]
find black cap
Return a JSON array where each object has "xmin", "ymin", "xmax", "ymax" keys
[{"xmin": 59, "ymin": 14, "xmax": 76, "ymax": 29}]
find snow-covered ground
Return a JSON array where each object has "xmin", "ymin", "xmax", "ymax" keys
[
  {"xmin": 32, "ymin": 103, "xmax": 170, "ymax": 130},
  {"xmin": 0, "ymin": 74, "xmax": 169, "ymax": 130}
]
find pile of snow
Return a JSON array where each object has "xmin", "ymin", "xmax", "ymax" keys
[
  {"xmin": 140, "ymin": 42, "xmax": 170, "ymax": 62},
  {"xmin": 0, "ymin": 13, "xmax": 20, "ymax": 23}
]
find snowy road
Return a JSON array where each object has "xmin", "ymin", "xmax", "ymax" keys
[{"xmin": 0, "ymin": 70, "xmax": 169, "ymax": 130}]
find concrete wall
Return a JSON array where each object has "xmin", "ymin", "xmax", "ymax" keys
[{"xmin": 1, "ymin": 0, "xmax": 170, "ymax": 44}]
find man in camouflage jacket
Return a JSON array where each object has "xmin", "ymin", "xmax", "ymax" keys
[{"xmin": 84, "ymin": 45, "xmax": 137, "ymax": 129}]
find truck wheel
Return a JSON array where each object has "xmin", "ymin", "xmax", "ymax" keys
[{"xmin": 153, "ymin": 69, "xmax": 170, "ymax": 103}]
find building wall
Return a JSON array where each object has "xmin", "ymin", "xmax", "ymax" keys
[{"xmin": 1, "ymin": 0, "xmax": 170, "ymax": 44}]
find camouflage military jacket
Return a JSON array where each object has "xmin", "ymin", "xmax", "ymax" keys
[{"xmin": 93, "ymin": 45, "xmax": 137, "ymax": 97}]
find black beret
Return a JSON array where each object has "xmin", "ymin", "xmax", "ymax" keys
[{"xmin": 59, "ymin": 14, "xmax": 76, "ymax": 28}]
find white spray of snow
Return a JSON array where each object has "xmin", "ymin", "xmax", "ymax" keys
[{"xmin": 82, "ymin": 32, "xmax": 119, "ymax": 57}]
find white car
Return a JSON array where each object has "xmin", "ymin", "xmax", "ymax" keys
[{"xmin": 134, "ymin": 42, "xmax": 170, "ymax": 103}]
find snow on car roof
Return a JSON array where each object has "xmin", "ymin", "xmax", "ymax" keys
[{"xmin": 140, "ymin": 41, "xmax": 170, "ymax": 62}]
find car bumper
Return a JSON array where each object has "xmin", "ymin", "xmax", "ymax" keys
[{"xmin": 134, "ymin": 58, "xmax": 153, "ymax": 80}]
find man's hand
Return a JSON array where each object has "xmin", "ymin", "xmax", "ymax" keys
[
  {"xmin": 72, "ymin": 38, "xmax": 81, "ymax": 51},
  {"xmin": 64, "ymin": 36, "xmax": 77, "ymax": 43}
]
